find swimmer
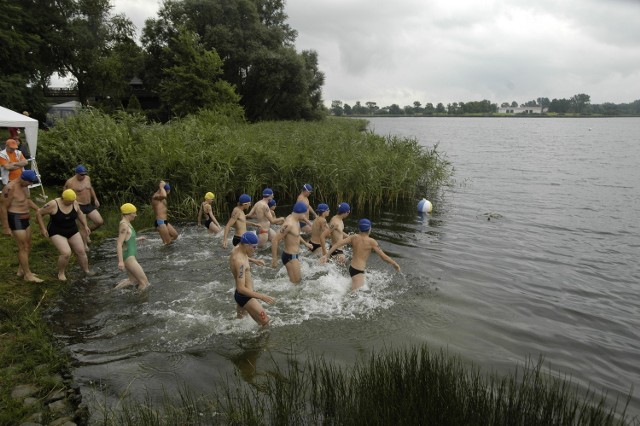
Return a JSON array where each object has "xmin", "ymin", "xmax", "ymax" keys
[
  {"xmin": 296, "ymin": 183, "xmax": 317, "ymax": 233},
  {"xmin": 64, "ymin": 165, "xmax": 104, "ymax": 250},
  {"xmin": 152, "ymin": 180, "xmax": 178, "ymax": 244},
  {"xmin": 271, "ymin": 201, "xmax": 313, "ymax": 284},
  {"xmin": 322, "ymin": 218, "xmax": 400, "ymax": 291},
  {"xmin": 320, "ymin": 202, "xmax": 351, "ymax": 265},
  {"xmin": 231, "ymin": 232, "xmax": 273, "ymax": 326},
  {"xmin": 36, "ymin": 189, "xmax": 93, "ymax": 281},
  {"xmin": 223, "ymin": 194, "xmax": 259, "ymax": 249},
  {"xmin": 197, "ymin": 191, "xmax": 222, "ymax": 234},
  {"xmin": 309, "ymin": 203, "xmax": 330, "ymax": 256},
  {"xmin": 115, "ymin": 203, "xmax": 149, "ymax": 290},
  {"xmin": 0, "ymin": 170, "xmax": 43, "ymax": 282},
  {"xmin": 246, "ymin": 188, "xmax": 284, "ymax": 247}
]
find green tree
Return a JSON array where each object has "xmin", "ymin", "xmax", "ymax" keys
[
  {"xmin": 536, "ymin": 97, "xmax": 550, "ymax": 108},
  {"xmin": 423, "ymin": 103, "xmax": 435, "ymax": 115},
  {"xmin": 549, "ymin": 98, "xmax": 571, "ymax": 113},
  {"xmin": 331, "ymin": 100, "xmax": 344, "ymax": 116},
  {"xmin": 343, "ymin": 103, "xmax": 352, "ymax": 115},
  {"xmin": 365, "ymin": 101, "xmax": 378, "ymax": 115},
  {"xmin": 570, "ymin": 93, "xmax": 590, "ymax": 114},
  {"xmin": 159, "ymin": 28, "xmax": 240, "ymax": 118},
  {"xmin": 510, "ymin": 101, "xmax": 518, "ymax": 107},
  {"xmin": 389, "ymin": 104, "xmax": 402, "ymax": 114},
  {"xmin": 435, "ymin": 103, "xmax": 445, "ymax": 114},
  {"xmin": 142, "ymin": 0, "xmax": 324, "ymax": 121}
]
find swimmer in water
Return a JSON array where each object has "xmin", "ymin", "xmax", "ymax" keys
[
  {"xmin": 308, "ymin": 203, "xmax": 330, "ymax": 256},
  {"xmin": 271, "ymin": 201, "xmax": 313, "ymax": 284},
  {"xmin": 223, "ymin": 194, "xmax": 259, "ymax": 249},
  {"xmin": 198, "ymin": 191, "xmax": 222, "ymax": 234},
  {"xmin": 322, "ymin": 218, "xmax": 400, "ymax": 291}
]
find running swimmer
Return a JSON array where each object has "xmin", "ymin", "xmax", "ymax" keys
[
  {"xmin": 271, "ymin": 201, "xmax": 313, "ymax": 284},
  {"xmin": 115, "ymin": 203, "xmax": 149, "ymax": 290},
  {"xmin": 198, "ymin": 192, "xmax": 222, "ymax": 234}
]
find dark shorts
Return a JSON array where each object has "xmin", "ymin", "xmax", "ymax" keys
[
  {"xmin": 8, "ymin": 212, "xmax": 30, "ymax": 231},
  {"xmin": 310, "ymin": 241, "xmax": 323, "ymax": 252},
  {"xmin": 204, "ymin": 219, "xmax": 212, "ymax": 228},
  {"xmin": 232, "ymin": 235, "xmax": 242, "ymax": 246},
  {"xmin": 79, "ymin": 203, "xmax": 96, "ymax": 215},
  {"xmin": 281, "ymin": 251, "xmax": 300, "ymax": 266},
  {"xmin": 155, "ymin": 219, "xmax": 168, "ymax": 227},
  {"xmin": 48, "ymin": 225, "xmax": 78, "ymax": 239},
  {"xmin": 349, "ymin": 265, "xmax": 365, "ymax": 277},
  {"xmin": 330, "ymin": 249, "xmax": 344, "ymax": 257},
  {"xmin": 234, "ymin": 290, "xmax": 252, "ymax": 307},
  {"xmin": 299, "ymin": 221, "xmax": 308, "ymax": 230}
]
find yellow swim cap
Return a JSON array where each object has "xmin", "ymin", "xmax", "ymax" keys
[
  {"xmin": 120, "ymin": 203, "xmax": 137, "ymax": 214},
  {"xmin": 205, "ymin": 192, "xmax": 215, "ymax": 200},
  {"xmin": 62, "ymin": 189, "xmax": 77, "ymax": 202}
]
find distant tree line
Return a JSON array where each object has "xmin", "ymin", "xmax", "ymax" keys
[
  {"xmin": 0, "ymin": 0, "xmax": 325, "ymax": 123},
  {"xmin": 332, "ymin": 94, "xmax": 640, "ymax": 116}
]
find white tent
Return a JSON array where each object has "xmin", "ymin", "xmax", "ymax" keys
[{"xmin": 0, "ymin": 106, "xmax": 39, "ymax": 158}]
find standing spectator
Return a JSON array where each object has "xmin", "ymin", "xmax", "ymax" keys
[{"xmin": 0, "ymin": 139, "xmax": 28, "ymax": 186}]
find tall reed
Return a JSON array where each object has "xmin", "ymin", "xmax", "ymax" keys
[{"xmin": 37, "ymin": 110, "xmax": 452, "ymax": 218}]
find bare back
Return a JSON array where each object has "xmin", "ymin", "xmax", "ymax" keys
[
  {"xmin": 328, "ymin": 216, "xmax": 346, "ymax": 245},
  {"xmin": 350, "ymin": 234, "xmax": 378, "ymax": 270}
]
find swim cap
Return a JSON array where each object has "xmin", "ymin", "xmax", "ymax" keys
[
  {"xmin": 303, "ymin": 183, "xmax": 313, "ymax": 192},
  {"xmin": 293, "ymin": 201, "xmax": 308, "ymax": 214},
  {"xmin": 240, "ymin": 232, "xmax": 259, "ymax": 246},
  {"xmin": 317, "ymin": 203, "xmax": 329, "ymax": 213},
  {"xmin": 205, "ymin": 192, "xmax": 215, "ymax": 200},
  {"xmin": 358, "ymin": 218, "xmax": 372, "ymax": 232},
  {"xmin": 262, "ymin": 188, "xmax": 274, "ymax": 197},
  {"xmin": 75, "ymin": 164, "xmax": 88, "ymax": 175},
  {"xmin": 62, "ymin": 189, "xmax": 77, "ymax": 202},
  {"xmin": 239, "ymin": 194, "xmax": 251, "ymax": 204},
  {"xmin": 120, "ymin": 203, "xmax": 137, "ymax": 214},
  {"xmin": 164, "ymin": 183, "xmax": 171, "ymax": 191},
  {"xmin": 337, "ymin": 202, "xmax": 350, "ymax": 214},
  {"xmin": 20, "ymin": 170, "xmax": 38, "ymax": 182},
  {"xmin": 268, "ymin": 199, "xmax": 277, "ymax": 207}
]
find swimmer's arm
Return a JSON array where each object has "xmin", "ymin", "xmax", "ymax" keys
[
  {"xmin": 234, "ymin": 261, "xmax": 273, "ymax": 302},
  {"xmin": 197, "ymin": 205, "xmax": 203, "ymax": 226},
  {"xmin": 299, "ymin": 236, "xmax": 312, "ymax": 250},
  {"xmin": 89, "ymin": 185, "xmax": 100, "ymax": 207},
  {"xmin": 222, "ymin": 212, "xmax": 238, "ymax": 247},
  {"xmin": 246, "ymin": 204, "xmax": 258, "ymax": 218},
  {"xmin": 116, "ymin": 222, "xmax": 128, "ymax": 266},
  {"xmin": 270, "ymin": 226, "xmax": 286, "ymax": 265},
  {"xmin": 35, "ymin": 201, "xmax": 55, "ymax": 235},
  {"xmin": 319, "ymin": 224, "xmax": 329, "ymax": 256},
  {"xmin": 153, "ymin": 181, "xmax": 167, "ymax": 200},
  {"xmin": 28, "ymin": 198, "xmax": 39, "ymax": 211},
  {"xmin": 0, "ymin": 187, "xmax": 12, "ymax": 231},
  {"xmin": 372, "ymin": 241, "xmax": 400, "ymax": 271},
  {"xmin": 323, "ymin": 235, "xmax": 353, "ymax": 259},
  {"xmin": 249, "ymin": 257, "xmax": 265, "ymax": 266}
]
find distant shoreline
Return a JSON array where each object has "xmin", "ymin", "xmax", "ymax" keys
[{"xmin": 341, "ymin": 114, "xmax": 640, "ymax": 118}]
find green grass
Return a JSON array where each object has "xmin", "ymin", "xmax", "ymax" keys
[
  {"xmin": 36, "ymin": 109, "xmax": 452, "ymax": 218},
  {"xmin": 94, "ymin": 346, "xmax": 636, "ymax": 425}
]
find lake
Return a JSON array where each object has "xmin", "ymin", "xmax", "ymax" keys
[{"xmin": 47, "ymin": 117, "xmax": 640, "ymax": 421}]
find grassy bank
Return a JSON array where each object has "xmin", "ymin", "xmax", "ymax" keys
[
  {"xmin": 37, "ymin": 109, "xmax": 452, "ymax": 217},
  {"xmin": 98, "ymin": 346, "xmax": 635, "ymax": 425}
]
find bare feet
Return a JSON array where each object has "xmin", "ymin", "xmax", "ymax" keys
[
  {"xmin": 58, "ymin": 272, "xmax": 67, "ymax": 281},
  {"xmin": 17, "ymin": 270, "xmax": 24, "ymax": 278},
  {"xmin": 84, "ymin": 269, "xmax": 97, "ymax": 277},
  {"xmin": 137, "ymin": 282, "xmax": 149, "ymax": 291},
  {"xmin": 24, "ymin": 273, "xmax": 44, "ymax": 283},
  {"xmin": 115, "ymin": 279, "xmax": 134, "ymax": 289}
]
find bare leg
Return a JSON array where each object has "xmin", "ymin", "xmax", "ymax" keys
[
  {"xmin": 124, "ymin": 257, "xmax": 149, "ymax": 290},
  {"xmin": 157, "ymin": 224, "xmax": 173, "ymax": 244},
  {"xmin": 50, "ymin": 235, "xmax": 72, "ymax": 281},
  {"xmin": 78, "ymin": 222, "xmax": 90, "ymax": 250},
  {"xmin": 208, "ymin": 223, "xmax": 222, "ymax": 234},
  {"xmin": 68, "ymin": 232, "xmax": 92, "ymax": 274},
  {"xmin": 236, "ymin": 304, "xmax": 246, "ymax": 319},
  {"xmin": 244, "ymin": 299, "xmax": 270, "ymax": 326},
  {"xmin": 351, "ymin": 273, "xmax": 366, "ymax": 291},
  {"xmin": 13, "ymin": 228, "xmax": 42, "ymax": 283},
  {"xmin": 167, "ymin": 223, "xmax": 179, "ymax": 242},
  {"xmin": 285, "ymin": 259, "xmax": 302, "ymax": 284},
  {"xmin": 86, "ymin": 209, "xmax": 104, "ymax": 231}
]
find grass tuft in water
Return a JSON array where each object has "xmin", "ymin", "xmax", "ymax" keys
[{"xmin": 95, "ymin": 346, "xmax": 636, "ymax": 425}]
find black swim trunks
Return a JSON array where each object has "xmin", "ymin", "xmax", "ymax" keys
[
  {"xmin": 349, "ymin": 265, "xmax": 364, "ymax": 277},
  {"xmin": 232, "ymin": 235, "xmax": 242, "ymax": 246},
  {"xmin": 309, "ymin": 241, "xmax": 323, "ymax": 252},
  {"xmin": 234, "ymin": 290, "xmax": 252, "ymax": 307},
  {"xmin": 8, "ymin": 212, "xmax": 30, "ymax": 231},
  {"xmin": 281, "ymin": 251, "xmax": 300, "ymax": 265},
  {"xmin": 330, "ymin": 249, "xmax": 344, "ymax": 257},
  {"xmin": 79, "ymin": 203, "xmax": 96, "ymax": 215},
  {"xmin": 204, "ymin": 218, "xmax": 212, "ymax": 228}
]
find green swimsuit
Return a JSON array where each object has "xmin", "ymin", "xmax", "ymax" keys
[{"xmin": 122, "ymin": 221, "xmax": 137, "ymax": 259}]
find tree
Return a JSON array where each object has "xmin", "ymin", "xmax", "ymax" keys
[
  {"xmin": 389, "ymin": 104, "xmax": 402, "ymax": 114},
  {"xmin": 343, "ymin": 103, "xmax": 352, "ymax": 115},
  {"xmin": 331, "ymin": 100, "xmax": 344, "ymax": 116},
  {"xmin": 536, "ymin": 97, "xmax": 551, "ymax": 108},
  {"xmin": 570, "ymin": 93, "xmax": 591, "ymax": 114},
  {"xmin": 435, "ymin": 103, "xmax": 446, "ymax": 114},
  {"xmin": 511, "ymin": 101, "xmax": 518, "ymax": 107},
  {"xmin": 143, "ymin": 0, "xmax": 324, "ymax": 121},
  {"xmin": 423, "ymin": 103, "xmax": 435, "ymax": 115},
  {"xmin": 365, "ymin": 101, "xmax": 378, "ymax": 114},
  {"xmin": 159, "ymin": 28, "xmax": 240, "ymax": 118},
  {"xmin": 524, "ymin": 100, "xmax": 538, "ymax": 107},
  {"xmin": 548, "ymin": 98, "xmax": 571, "ymax": 113}
]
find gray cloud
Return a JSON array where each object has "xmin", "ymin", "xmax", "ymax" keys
[{"xmin": 113, "ymin": 0, "xmax": 640, "ymax": 106}]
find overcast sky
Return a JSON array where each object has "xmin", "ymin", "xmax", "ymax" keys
[{"xmin": 112, "ymin": 0, "xmax": 640, "ymax": 107}]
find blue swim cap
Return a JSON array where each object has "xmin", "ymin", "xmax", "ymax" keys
[
  {"xmin": 317, "ymin": 203, "xmax": 329, "ymax": 213},
  {"xmin": 293, "ymin": 201, "xmax": 308, "ymax": 214},
  {"xmin": 164, "ymin": 183, "xmax": 171, "ymax": 191},
  {"xmin": 20, "ymin": 169, "xmax": 38, "ymax": 182},
  {"xmin": 75, "ymin": 164, "xmax": 88, "ymax": 175},
  {"xmin": 337, "ymin": 202, "xmax": 350, "ymax": 214},
  {"xmin": 268, "ymin": 199, "xmax": 277, "ymax": 207},
  {"xmin": 240, "ymin": 232, "xmax": 259, "ymax": 246},
  {"xmin": 239, "ymin": 194, "xmax": 251, "ymax": 204},
  {"xmin": 262, "ymin": 188, "xmax": 274, "ymax": 197},
  {"xmin": 358, "ymin": 218, "xmax": 372, "ymax": 232},
  {"xmin": 303, "ymin": 183, "xmax": 313, "ymax": 192}
]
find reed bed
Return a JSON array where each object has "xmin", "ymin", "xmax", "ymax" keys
[
  {"xmin": 100, "ymin": 346, "xmax": 635, "ymax": 425},
  {"xmin": 37, "ymin": 109, "xmax": 452, "ymax": 218}
]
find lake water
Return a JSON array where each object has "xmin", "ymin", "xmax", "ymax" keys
[{"xmin": 47, "ymin": 117, "xmax": 640, "ymax": 421}]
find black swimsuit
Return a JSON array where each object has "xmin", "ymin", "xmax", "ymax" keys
[{"xmin": 47, "ymin": 200, "xmax": 79, "ymax": 239}]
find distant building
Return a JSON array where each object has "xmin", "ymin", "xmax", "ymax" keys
[{"xmin": 498, "ymin": 106, "xmax": 546, "ymax": 114}]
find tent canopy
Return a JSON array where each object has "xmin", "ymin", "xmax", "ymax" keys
[{"xmin": 0, "ymin": 106, "xmax": 39, "ymax": 158}]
